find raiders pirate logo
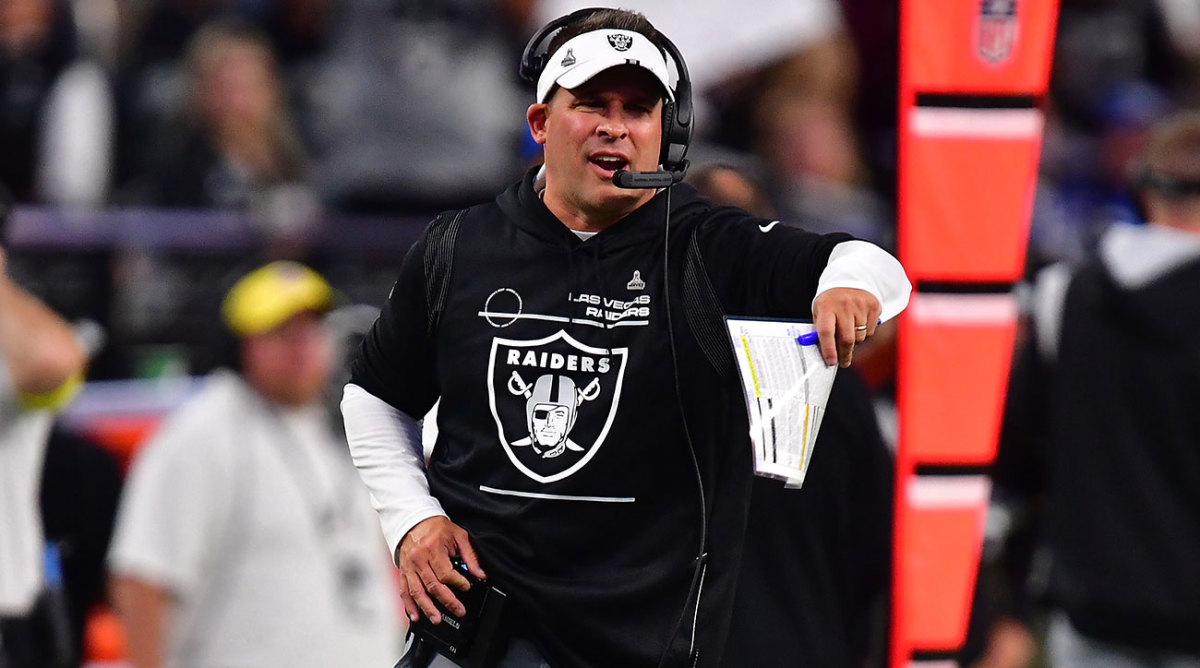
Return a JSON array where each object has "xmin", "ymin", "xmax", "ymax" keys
[
  {"xmin": 487, "ymin": 330, "xmax": 628, "ymax": 483},
  {"xmin": 606, "ymin": 33, "xmax": 633, "ymax": 52}
]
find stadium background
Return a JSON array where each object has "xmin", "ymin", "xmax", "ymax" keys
[{"xmin": 4, "ymin": 0, "xmax": 1199, "ymax": 665}]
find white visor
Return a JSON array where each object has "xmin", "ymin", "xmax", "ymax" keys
[{"xmin": 536, "ymin": 29, "xmax": 674, "ymax": 104}]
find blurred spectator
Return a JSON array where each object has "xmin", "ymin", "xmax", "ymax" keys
[
  {"xmin": 975, "ymin": 110, "xmax": 1200, "ymax": 668},
  {"xmin": 299, "ymin": 0, "xmax": 527, "ymax": 214},
  {"xmin": 686, "ymin": 159, "xmax": 777, "ymax": 218},
  {"xmin": 125, "ymin": 18, "xmax": 319, "ymax": 231},
  {"xmin": 107, "ymin": 261, "xmax": 402, "ymax": 668},
  {"xmin": 39, "ymin": 425, "xmax": 123, "ymax": 664},
  {"xmin": 119, "ymin": 0, "xmax": 232, "ymax": 74},
  {"xmin": 1050, "ymin": 0, "xmax": 1181, "ymax": 134},
  {"xmin": 533, "ymin": 0, "xmax": 891, "ymax": 247},
  {"xmin": 1, "ymin": 192, "xmax": 89, "ymax": 667},
  {"xmin": 1029, "ymin": 83, "xmax": 1173, "ymax": 271},
  {"xmin": 1, "ymin": 0, "xmax": 114, "ymax": 207},
  {"xmin": 119, "ymin": 0, "xmax": 331, "ymax": 76},
  {"xmin": 1025, "ymin": 0, "xmax": 1192, "ymax": 270}
]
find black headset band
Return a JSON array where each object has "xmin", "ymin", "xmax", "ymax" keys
[{"xmin": 1131, "ymin": 164, "xmax": 1200, "ymax": 198}]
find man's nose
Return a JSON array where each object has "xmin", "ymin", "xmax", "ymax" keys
[{"xmin": 597, "ymin": 112, "xmax": 628, "ymax": 138}]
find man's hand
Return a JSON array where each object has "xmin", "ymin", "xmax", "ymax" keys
[
  {"xmin": 396, "ymin": 516, "xmax": 487, "ymax": 624},
  {"xmin": 811, "ymin": 287, "xmax": 882, "ymax": 368}
]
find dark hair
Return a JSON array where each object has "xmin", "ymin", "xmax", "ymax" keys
[
  {"xmin": 1140, "ymin": 111, "xmax": 1200, "ymax": 190},
  {"xmin": 545, "ymin": 9, "xmax": 660, "ymax": 59}
]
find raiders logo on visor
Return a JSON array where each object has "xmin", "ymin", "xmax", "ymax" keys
[{"xmin": 606, "ymin": 33, "xmax": 633, "ymax": 51}]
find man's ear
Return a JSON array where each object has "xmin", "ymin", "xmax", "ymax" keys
[{"xmin": 527, "ymin": 103, "xmax": 549, "ymax": 145}]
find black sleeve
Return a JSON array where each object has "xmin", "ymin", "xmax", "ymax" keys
[
  {"xmin": 348, "ymin": 234, "xmax": 440, "ymax": 420},
  {"xmin": 988, "ymin": 327, "xmax": 1053, "ymax": 625},
  {"xmin": 695, "ymin": 210, "xmax": 854, "ymax": 318},
  {"xmin": 822, "ymin": 370, "xmax": 893, "ymax": 663},
  {"xmin": 993, "ymin": 332, "xmax": 1051, "ymax": 500}
]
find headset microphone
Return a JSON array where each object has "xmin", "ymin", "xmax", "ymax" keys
[{"xmin": 612, "ymin": 169, "xmax": 677, "ymax": 189}]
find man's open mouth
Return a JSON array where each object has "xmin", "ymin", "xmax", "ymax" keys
[{"xmin": 589, "ymin": 155, "xmax": 628, "ymax": 174}]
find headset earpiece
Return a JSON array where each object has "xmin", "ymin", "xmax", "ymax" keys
[{"xmin": 660, "ymin": 74, "xmax": 693, "ymax": 179}]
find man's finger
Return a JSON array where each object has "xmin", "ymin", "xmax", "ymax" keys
[
  {"xmin": 405, "ymin": 571, "xmax": 444, "ymax": 624},
  {"xmin": 455, "ymin": 537, "xmax": 487, "ymax": 580},
  {"xmin": 421, "ymin": 566, "xmax": 467, "ymax": 617},
  {"xmin": 837, "ymin": 313, "xmax": 859, "ymax": 368},
  {"xmin": 398, "ymin": 582, "xmax": 419, "ymax": 622},
  {"xmin": 816, "ymin": 313, "xmax": 838, "ymax": 367},
  {"xmin": 431, "ymin": 556, "xmax": 472, "ymax": 593},
  {"xmin": 865, "ymin": 308, "xmax": 883, "ymax": 338}
]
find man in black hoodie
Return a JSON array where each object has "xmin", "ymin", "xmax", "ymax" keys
[
  {"xmin": 341, "ymin": 8, "xmax": 910, "ymax": 667},
  {"xmin": 976, "ymin": 110, "xmax": 1200, "ymax": 668}
]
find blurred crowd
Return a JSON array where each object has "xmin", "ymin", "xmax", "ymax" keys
[
  {"xmin": 5, "ymin": 0, "xmax": 1198, "ymax": 262},
  {"xmin": 3, "ymin": 0, "xmax": 1200, "ymax": 666}
]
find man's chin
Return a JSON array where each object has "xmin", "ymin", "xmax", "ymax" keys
[{"xmin": 597, "ymin": 182, "xmax": 649, "ymax": 204}]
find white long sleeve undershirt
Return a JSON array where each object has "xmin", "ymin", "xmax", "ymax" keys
[
  {"xmin": 342, "ymin": 239, "xmax": 911, "ymax": 555},
  {"xmin": 341, "ymin": 384, "xmax": 445, "ymax": 564},
  {"xmin": 814, "ymin": 240, "xmax": 911, "ymax": 323}
]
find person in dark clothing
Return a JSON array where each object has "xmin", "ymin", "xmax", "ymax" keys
[
  {"xmin": 722, "ymin": 370, "xmax": 892, "ymax": 668},
  {"xmin": 130, "ymin": 18, "xmax": 313, "ymax": 214},
  {"xmin": 39, "ymin": 426, "xmax": 123, "ymax": 665},
  {"xmin": 341, "ymin": 9, "xmax": 910, "ymax": 667},
  {"xmin": 0, "ymin": 0, "xmax": 74, "ymax": 203},
  {"xmin": 0, "ymin": 0, "xmax": 111, "ymax": 207},
  {"xmin": 975, "ymin": 110, "xmax": 1200, "ymax": 668}
]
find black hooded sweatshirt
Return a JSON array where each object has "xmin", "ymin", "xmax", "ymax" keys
[
  {"xmin": 994, "ymin": 229, "xmax": 1200, "ymax": 653},
  {"xmin": 351, "ymin": 167, "xmax": 852, "ymax": 667}
]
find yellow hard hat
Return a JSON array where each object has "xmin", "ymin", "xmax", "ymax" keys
[{"xmin": 221, "ymin": 261, "xmax": 336, "ymax": 336}]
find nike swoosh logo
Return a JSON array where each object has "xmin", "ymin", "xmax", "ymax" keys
[{"xmin": 758, "ymin": 220, "xmax": 781, "ymax": 233}]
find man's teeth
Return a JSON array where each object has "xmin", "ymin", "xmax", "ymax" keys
[{"xmin": 593, "ymin": 157, "xmax": 625, "ymax": 169}]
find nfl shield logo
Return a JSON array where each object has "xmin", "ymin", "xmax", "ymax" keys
[
  {"xmin": 487, "ymin": 331, "xmax": 628, "ymax": 483},
  {"xmin": 976, "ymin": 0, "xmax": 1017, "ymax": 65}
]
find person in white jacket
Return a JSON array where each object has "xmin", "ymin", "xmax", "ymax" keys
[
  {"xmin": 0, "ymin": 206, "xmax": 87, "ymax": 667},
  {"xmin": 108, "ymin": 262, "xmax": 402, "ymax": 668}
]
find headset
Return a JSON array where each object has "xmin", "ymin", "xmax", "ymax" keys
[
  {"xmin": 519, "ymin": 7, "xmax": 693, "ymax": 188},
  {"xmin": 1128, "ymin": 162, "xmax": 1200, "ymax": 199}
]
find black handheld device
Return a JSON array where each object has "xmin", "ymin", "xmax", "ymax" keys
[{"xmin": 409, "ymin": 557, "xmax": 508, "ymax": 668}]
